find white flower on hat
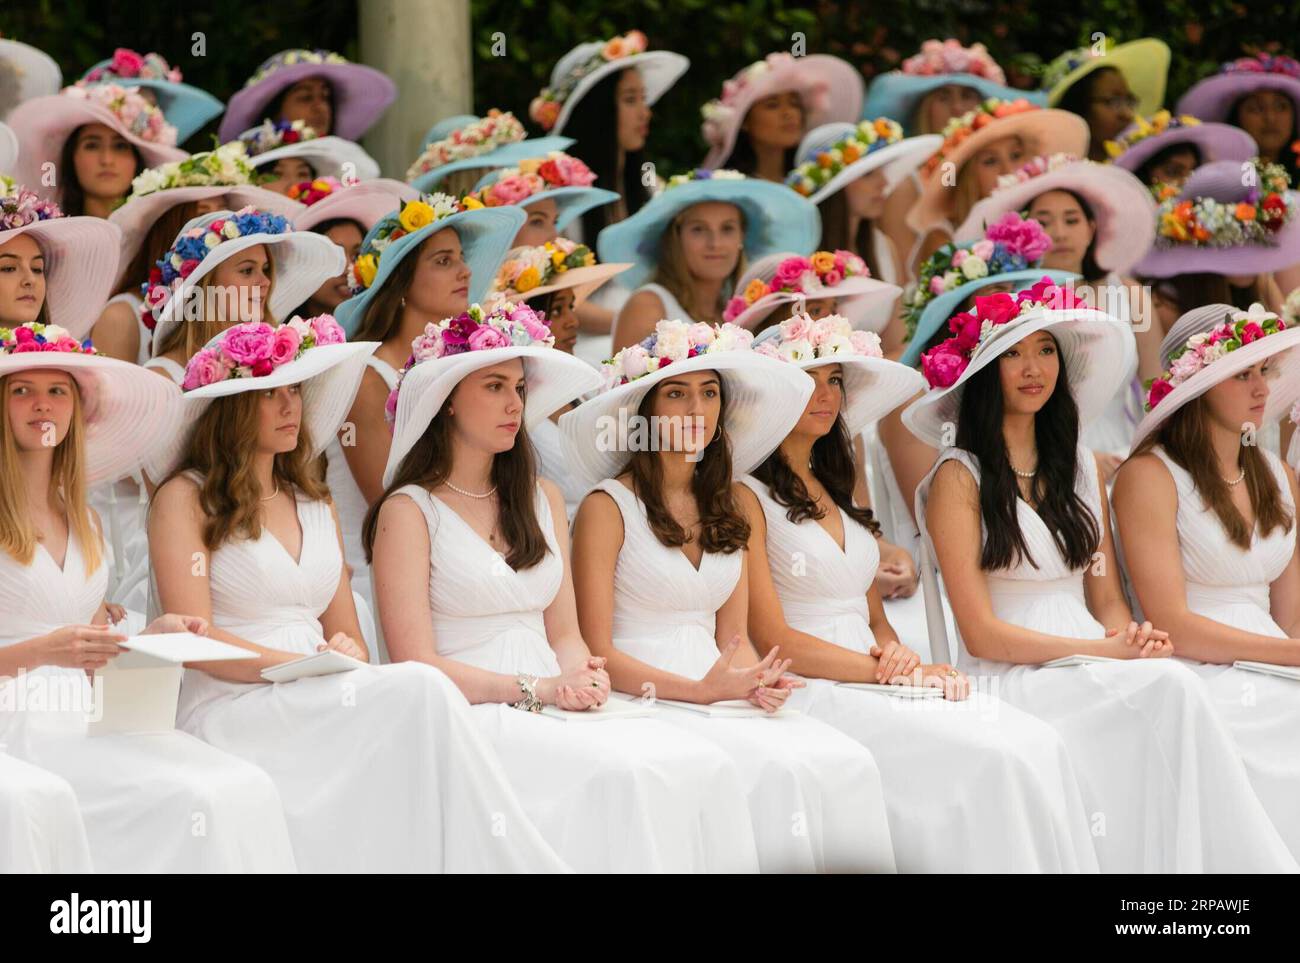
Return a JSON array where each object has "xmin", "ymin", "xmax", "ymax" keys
[
  {"xmin": 778, "ymin": 338, "xmax": 814, "ymax": 362},
  {"xmin": 222, "ymin": 220, "xmax": 240, "ymax": 239},
  {"xmin": 1235, "ymin": 301, "xmax": 1279, "ymax": 326},
  {"xmin": 960, "ymin": 256, "xmax": 989, "ymax": 280},
  {"xmin": 204, "ymin": 233, "xmax": 220, "ymax": 248},
  {"xmin": 821, "ymin": 334, "xmax": 853, "ymax": 355},
  {"xmin": 655, "ymin": 322, "xmax": 689, "ymax": 361}
]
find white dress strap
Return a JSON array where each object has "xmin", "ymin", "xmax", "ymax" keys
[
  {"xmin": 144, "ymin": 356, "xmax": 186, "ymax": 385},
  {"xmin": 633, "ymin": 283, "xmax": 694, "ymax": 322},
  {"xmin": 366, "ymin": 355, "xmax": 400, "ymax": 390}
]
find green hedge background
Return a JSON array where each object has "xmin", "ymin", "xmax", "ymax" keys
[{"xmin": 5, "ymin": 1, "xmax": 1299, "ymax": 171}]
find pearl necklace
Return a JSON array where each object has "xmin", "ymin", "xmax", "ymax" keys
[
  {"xmin": 260, "ymin": 481, "xmax": 280, "ymax": 501},
  {"xmin": 445, "ymin": 480, "xmax": 497, "ymax": 499},
  {"xmin": 1011, "ymin": 463, "xmax": 1037, "ymax": 479},
  {"xmin": 1223, "ymin": 467, "xmax": 1246, "ymax": 487}
]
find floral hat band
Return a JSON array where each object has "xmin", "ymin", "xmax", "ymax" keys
[
  {"xmin": 1, "ymin": 321, "xmax": 96, "ymax": 355},
  {"xmin": 921, "ymin": 97, "xmax": 1041, "ymax": 177},
  {"xmin": 600, "ymin": 319, "xmax": 756, "ymax": 391},
  {"xmin": 493, "ymin": 237, "xmax": 595, "ymax": 300},
  {"xmin": 785, "ymin": 118, "xmax": 904, "ymax": 197},
  {"xmin": 1144, "ymin": 303, "xmax": 1288, "ymax": 411},
  {"xmin": 240, "ymin": 118, "xmax": 319, "ymax": 157},
  {"xmin": 531, "ymin": 31, "xmax": 648, "ymax": 131},
  {"xmin": 140, "ymin": 206, "xmax": 292, "ymax": 330},
  {"xmin": 464, "ymin": 151, "xmax": 596, "ymax": 207},
  {"xmin": 348, "ymin": 192, "xmax": 468, "ymax": 293},
  {"xmin": 905, "ymin": 211, "xmax": 1052, "ymax": 340},
  {"xmin": 129, "ymin": 142, "xmax": 262, "ymax": 197},
  {"xmin": 752, "ymin": 312, "xmax": 884, "ymax": 363},
  {"xmin": 384, "ymin": 300, "xmax": 556, "ymax": 424},
  {"xmin": 61, "ymin": 82, "xmax": 178, "ymax": 145},
  {"xmin": 84, "ymin": 48, "xmax": 182, "ymax": 84},
  {"xmin": 288, "ymin": 176, "xmax": 347, "ymax": 205},
  {"xmin": 405, "ymin": 109, "xmax": 525, "ymax": 181},
  {"xmin": 1, "ymin": 187, "xmax": 62, "ymax": 228},
  {"xmin": 919, "ymin": 277, "xmax": 1086, "ymax": 388},
  {"xmin": 1105, "ymin": 110, "xmax": 1201, "ymax": 158},
  {"xmin": 243, "ymin": 49, "xmax": 349, "ymax": 88},
  {"xmin": 725, "ymin": 249, "xmax": 869, "ymax": 322},
  {"xmin": 1153, "ymin": 158, "xmax": 1295, "ymax": 249},
  {"xmin": 1220, "ymin": 53, "xmax": 1300, "ymax": 79},
  {"xmin": 181, "ymin": 315, "xmax": 346, "ymax": 390},
  {"xmin": 902, "ymin": 39, "xmax": 1006, "ymax": 82},
  {"xmin": 992, "ymin": 151, "xmax": 1080, "ymax": 191}
]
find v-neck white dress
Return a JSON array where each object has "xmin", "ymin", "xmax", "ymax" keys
[
  {"xmin": 164, "ymin": 474, "xmax": 570, "ymax": 873},
  {"xmin": 1, "ymin": 525, "xmax": 297, "ymax": 873},
  {"xmin": 742, "ymin": 475, "xmax": 1098, "ymax": 872},
  {"xmin": 915, "ymin": 443, "xmax": 1298, "ymax": 872}
]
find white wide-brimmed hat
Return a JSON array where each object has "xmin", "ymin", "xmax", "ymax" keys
[
  {"xmin": 903, "ymin": 301, "xmax": 1135, "ymax": 448},
  {"xmin": 559, "ymin": 321, "xmax": 815, "ymax": 492},
  {"xmin": 724, "ymin": 250, "xmax": 901, "ymax": 333},
  {"xmin": 238, "ymin": 121, "xmax": 381, "ymax": 182},
  {"xmin": 752, "ymin": 316, "xmax": 926, "ymax": 433},
  {"xmin": 1130, "ymin": 302, "xmax": 1300, "ymax": 451},
  {"xmin": 955, "ymin": 154, "xmax": 1156, "ymax": 275},
  {"xmin": 144, "ymin": 316, "xmax": 377, "ymax": 481},
  {"xmin": 291, "ymin": 177, "xmax": 418, "ymax": 233},
  {"xmin": 700, "ymin": 53, "xmax": 864, "ymax": 170},
  {"xmin": 384, "ymin": 301, "xmax": 601, "ymax": 487},
  {"xmin": 0, "ymin": 188, "xmax": 123, "ymax": 338},
  {"xmin": 0, "ymin": 38, "xmax": 62, "ymax": 116},
  {"xmin": 0, "ymin": 328, "xmax": 181, "ymax": 486},
  {"xmin": 787, "ymin": 120, "xmax": 942, "ymax": 205},
  {"xmin": 144, "ymin": 207, "xmax": 344, "ymax": 356},
  {"xmin": 531, "ymin": 32, "xmax": 690, "ymax": 137},
  {"xmin": 7, "ymin": 86, "xmax": 187, "ymax": 200}
]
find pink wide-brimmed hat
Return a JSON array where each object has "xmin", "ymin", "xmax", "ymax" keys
[
  {"xmin": 217, "ymin": 49, "xmax": 396, "ymax": 143},
  {"xmin": 1106, "ymin": 111, "xmax": 1257, "ymax": 177},
  {"xmin": 955, "ymin": 154, "xmax": 1156, "ymax": 275},
  {"xmin": 1177, "ymin": 53, "xmax": 1300, "ymax": 125},
  {"xmin": 700, "ymin": 53, "xmax": 864, "ymax": 170},
  {"xmin": 723, "ymin": 250, "xmax": 901, "ymax": 333},
  {"xmin": 291, "ymin": 177, "xmax": 418, "ymax": 233}
]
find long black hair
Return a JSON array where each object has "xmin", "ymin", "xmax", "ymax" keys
[
  {"xmin": 1134, "ymin": 142, "xmax": 1201, "ymax": 188},
  {"xmin": 753, "ymin": 411, "xmax": 881, "ymax": 536},
  {"xmin": 1035, "ymin": 189, "xmax": 1104, "ymax": 282},
  {"xmin": 1229, "ymin": 96, "xmax": 1300, "ymax": 186},
  {"xmin": 955, "ymin": 332, "xmax": 1100, "ymax": 571},
  {"xmin": 564, "ymin": 68, "xmax": 650, "ymax": 244}
]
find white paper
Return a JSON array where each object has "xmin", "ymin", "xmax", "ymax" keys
[
  {"xmin": 1040, "ymin": 654, "xmax": 1122, "ymax": 668},
  {"xmin": 835, "ymin": 681, "xmax": 945, "ymax": 698},
  {"xmin": 260, "ymin": 650, "xmax": 367, "ymax": 683},
  {"xmin": 539, "ymin": 698, "xmax": 657, "ymax": 722},
  {"xmin": 87, "ymin": 665, "xmax": 182, "ymax": 737},
  {"xmin": 117, "ymin": 632, "xmax": 258, "ymax": 667},
  {"xmin": 1232, "ymin": 660, "xmax": 1300, "ymax": 682},
  {"xmin": 652, "ymin": 697, "xmax": 795, "ymax": 718}
]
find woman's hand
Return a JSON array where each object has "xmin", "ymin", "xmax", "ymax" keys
[
  {"xmin": 539, "ymin": 660, "xmax": 610, "ymax": 711},
  {"xmin": 869, "ymin": 639, "xmax": 922, "ymax": 682},
  {"xmin": 748, "ymin": 668, "xmax": 804, "ymax": 713},
  {"xmin": 144, "ymin": 613, "xmax": 209, "ymax": 636},
  {"xmin": 1107, "ymin": 620, "xmax": 1173, "ymax": 658},
  {"xmin": 318, "ymin": 632, "xmax": 366, "ymax": 661},
  {"xmin": 875, "ymin": 543, "xmax": 918, "ymax": 600},
  {"xmin": 32, "ymin": 624, "xmax": 126, "ymax": 671},
  {"xmin": 104, "ymin": 602, "xmax": 128, "ymax": 626},
  {"xmin": 698, "ymin": 636, "xmax": 781, "ymax": 703}
]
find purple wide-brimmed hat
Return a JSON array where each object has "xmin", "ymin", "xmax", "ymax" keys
[
  {"xmin": 218, "ymin": 49, "xmax": 396, "ymax": 142},
  {"xmin": 1107, "ymin": 112, "xmax": 1257, "ymax": 177},
  {"xmin": 1133, "ymin": 159, "xmax": 1300, "ymax": 277},
  {"xmin": 1177, "ymin": 53, "xmax": 1300, "ymax": 125}
]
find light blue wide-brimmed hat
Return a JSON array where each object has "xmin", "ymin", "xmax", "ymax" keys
[
  {"xmin": 407, "ymin": 111, "xmax": 574, "ymax": 193},
  {"xmin": 470, "ymin": 167, "xmax": 619, "ymax": 232},
  {"xmin": 863, "ymin": 39, "xmax": 1046, "ymax": 132},
  {"xmin": 596, "ymin": 170, "xmax": 821, "ymax": 290},
  {"xmin": 334, "ymin": 199, "xmax": 526, "ymax": 337},
  {"xmin": 901, "ymin": 269, "xmax": 1080, "ymax": 367},
  {"xmin": 79, "ymin": 50, "xmax": 224, "ymax": 142}
]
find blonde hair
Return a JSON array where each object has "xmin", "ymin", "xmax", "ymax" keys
[
  {"xmin": 650, "ymin": 208, "xmax": 747, "ymax": 324},
  {"xmin": 0, "ymin": 373, "xmax": 103, "ymax": 575},
  {"xmin": 437, "ymin": 168, "xmax": 484, "ymax": 199},
  {"xmin": 153, "ymin": 250, "xmax": 278, "ymax": 362},
  {"xmin": 950, "ymin": 158, "xmax": 987, "ymax": 226}
]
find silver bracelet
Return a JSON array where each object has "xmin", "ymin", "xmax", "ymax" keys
[{"xmin": 512, "ymin": 674, "xmax": 542, "ymax": 713}]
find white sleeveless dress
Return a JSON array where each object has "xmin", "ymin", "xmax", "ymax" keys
[
  {"xmin": 165, "ymin": 475, "xmax": 569, "ymax": 872},
  {"xmin": 1078, "ymin": 275, "xmax": 1142, "ymax": 458},
  {"xmin": 0, "ymin": 527, "xmax": 297, "ymax": 873},
  {"xmin": 916, "ymin": 443, "xmax": 1298, "ymax": 872},
  {"xmin": 595, "ymin": 478, "xmax": 898, "ymax": 873},
  {"xmin": 741, "ymin": 476, "xmax": 1098, "ymax": 872},
  {"xmin": 1149, "ymin": 445, "xmax": 1300, "ymax": 858},
  {"xmin": 531, "ymin": 414, "xmax": 589, "ymax": 520},
  {"xmin": 398, "ymin": 481, "xmax": 761, "ymax": 873},
  {"xmin": 0, "ymin": 755, "xmax": 92, "ymax": 872}
]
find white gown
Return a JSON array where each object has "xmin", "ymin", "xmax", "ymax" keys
[
  {"xmin": 167, "ymin": 474, "xmax": 570, "ymax": 873},
  {"xmin": 0, "ymin": 754, "xmax": 93, "ymax": 873},
  {"xmin": 594, "ymin": 478, "xmax": 898, "ymax": 873},
  {"xmin": 1078, "ymin": 275, "xmax": 1142, "ymax": 458},
  {"xmin": 397, "ymin": 481, "xmax": 761, "ymax": 873},
  {"xmin": 531, "ymin": 416, "xmax": 589, "ymax": 520},
  {"xmin": 0, "ymin": 527, "xmax": 298, "ymax": 873},
  {"xmin": 741, "ymin": 476, "xmax": 1098, "ymax": 873},
  {"xmin": 1148, "ymin": 445, "xmax": 1300, "ymax": 859},
  {"xmin": 916, "ymin": 443, "xmax": 1298, "ymax": 872}
]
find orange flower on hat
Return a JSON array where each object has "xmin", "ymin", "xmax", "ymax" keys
[
  {"xmin": 743, "ymin": 278, "xmax": 768, "ymax": 304},
  {"xmin": 1236, "ymin": 203, "xmax": 1257, "ymax": 221},
  {"xmin": 810, "ymin": 251, "xmax": 836, "ymax": 273}
]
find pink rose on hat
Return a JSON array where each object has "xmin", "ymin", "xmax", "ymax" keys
[
  {"xmin": 270, "ymin": 326, "xmax": 302, "ymax": 365},
  {"xmin": 921, "ymin": 343, "xmax": 968, "ymax": 388},
  {"xmin": 310, "ymin": 314, "xmax": 345, "ymax": 345},
  {"xmin": 467, "ymin": 325, "xmax": 511, "ymax": 351},
  {"xmin": 183, "ymin": 347, "xmax": 225, "ymax": 390},
  {"xmin": 222, "ymin": 322, "xmax": 275, "ymax": 366}
]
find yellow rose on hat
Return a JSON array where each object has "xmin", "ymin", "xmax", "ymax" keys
[
  {"xmin": 515, "ymin": 266, "xmax": 541, "ymax": 292},
  {"xmin": 354, "ymin": 253, "xmax": 378, "ymax": 288},
  {"xmin": 399, "ymin": 200, "xmax": 435, "ymax": 233}
]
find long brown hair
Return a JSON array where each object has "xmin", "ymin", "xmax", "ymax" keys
[
  {"xmin": 0, "ymin": 373, "xmax": 102, "ymax": 574},
  {"xmin": 115, "ymin": 200, "xmax": 208, "ymax": 296},
  {"xmin": 351, "ymin": 239, "xmax": 422, "ymax": 345},
  {"xmin": 816, "ymin": 189, "xmax": 882, "ymax": 278},
  {"xmin": 1131, "ymin": 396, "xmax": 1293, "ymax": 549},
  {"xmin": 161, "ymin": 390, "xmax": 329, "ymax": 550},
  {"xmin": 649, "ymin": 208, "xmax": 747, "ymax": 323},
  {"xmin": 624, "ymin": 378, "xmax": 749, "ymax": 553},
  {"xmin": 361, "ymin": 398, "xmax": 549, "ymax": 570},
  {"xmin": 152, "ymin": 253, "xmax": 278, "ymax": 361}
]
